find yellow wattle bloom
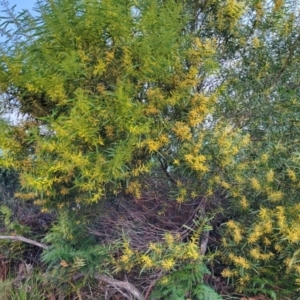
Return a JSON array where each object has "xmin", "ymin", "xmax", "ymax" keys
[
  {"xmin": 141, "ymin": 255, "xmax": 154, "ymax": 268},
  {"xmin": 173, "ymin": 121, "xmax": 192, "ymax": 141},
  {"xmin": 161, "ymin": 258, "xmax": 175, "ymax": 271},
  {"xmin": 287, "ymin": 168, "xmax": 297, "ymax": 182},
  {"xmin": 251, "ymin": 177, "xmax": 261, "ymax": 191}
]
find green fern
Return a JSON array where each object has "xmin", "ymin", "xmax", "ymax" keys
[
  {"xmin": 42, "ymin": 211, "xmax": 110, "ymax": 275},
  {"xmin": 193, "ymin": 284, "xmax": 222, "ymax": 300},
  {"xmin": 0, "ymin": 205, "xmax": 30, "ymax": 235},
  {"xmin": 150, "ymin": 262, "xmax": 222, "ymax": 300}
]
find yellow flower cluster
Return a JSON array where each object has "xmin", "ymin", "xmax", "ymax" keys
[
  {"xmin": 268, "ymin": 190, "xmax": 284, "ymax": 202},
  {"xmin": 119, "ymin": 240, "xmax": 135, "ymax": 270},
  {"xmin": 184, "ymin": 154, "xmax": 209, "ymax": 173},
  {"xmin": 176, "ymin": 187, "xmax": 187, "ymax": 203},
  {"xmin": 141, "ymin": 255, "xmax": 154, "ymax": 268},
  {"xmin": 126, "ymin": 181, "xmax": 142, "ymax": 199},
  {"xmin": 240, "ymin": 196, "xmax": 249, "ymax": 209},
  {"xmin": 285, "ymin": 229, "xmax": 300, "ymax": 243},
  {"xmin": 221, "ymin": 181, "xmax": 230, "ymax": 189},
  {"xmin": 149, "ymin": 242, "xmax": 162, "ymax": 254},
  {"xmin": 161, "ymin": 258, "xmax": 175, "ymax": 271},
  {"xmin": 226, "ymin": 220, "xmax": 243, "ymax": 243},
  {"xmin": 221, "ymin": 268, "xmax": 234, "ymax": 278},
  {"xmin": 173, "ymin": 121, "xmax": 192, "ymax": 141},
  {"xmin": 145, "ymin": 139, "xmax": 161, "ymax": 152},
  {"xmin": 249, "ymin": 248, "xmax": 274, "ymax": 261},
  {"xmin": 266, "ymin": 169, "xmax": 274, "ymax": 182},
  {"xmin": 250, "ymin": 177, "xmax": 261, "ymax": 191},
  {"xmin": 263, "ymin": 220, "xmax": 273, "ymax": 234},
  {"xmin": 144, "ymin": 105, "xmax": 159, "ymax": 115},
  {"xmin": 237, "ymin": 274, "xmax": 250, "ymax": 292},
  {"xmin": 93, "ymin": 59, "xmax": 106, "ymax": 76},
  {"xmin": 229, "ymin": 253, "xmax": 251, "ymax": 269},
  {"xmin": 276, "ymin": 206, "xmax": 286, "ymax": 230},
  {"xmin": 144, "ymin": 135, "xmax": 169, "ymax": 153},
  {"xmin": 116, "ymin": 229, "xmax": 202, "ymax": 274},
  {"xmin": 131, "ymin": 163, "xmax": 151, "ymax": 177},
  {"xmin": 15, "ymin": 192, "xmax": 37, "ymax": 200},
  {"xmin": 188, "ymin": 109, "xmax": 205, "ymax": 127},
  {"xmin": 287, "ymin": 168, "xmax": 297, "ymax": 182},
  {"xmin": 185, "ymin": 241, "xmax": 200, "ymax": 260},
  {"xmin": 259, "ymin": 207, "xmax": 269, "ymax": 219},
  {"xmin": 164, "ymin": 233, "xmax": 174, "ymax": 247},
  {"xmin": 247, "ymin": 224, "xmax": 263, "ymax": 243}
]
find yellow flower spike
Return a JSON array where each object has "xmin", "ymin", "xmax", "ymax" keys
[
  {"xmin": 141, "ymin": 255, "xmax": 154, "ymax": 268},
  {"xmin": 250, "ymin": 248, "xmax": 261, "ymax": 260},
  {"xmin": 121, "ymin": 254, "xmax": 130, "ymax": 264},
  {"xmin": 287, "ymin": 168, "xmax": 297, "ymax": 182},
  {"xmin": 185, "ymin": 242, "xmax": 200, "ymax": 260},
  {"xmin": 145, "ymin": 139, "xmax": 161, "ymax": 152},
  {"xmin": 233, "ymin": 255, "xmax": 251, "ymax": 269},
  {"xmin": 251, "ymin": 177, "xmax": 261, "ymax": 191},
  {"xmin": 263, "ymin": 237, "xmax": 271, "ymax": 246},
  {"xmin": 286, "ymin": 229, "xmax": 300, "ymax": 243},
  {"xmin": 268, "ymin": 191, "xmax": 284, "ymax": 202},
  {"xmin": 266, "ymin": 169, "xmax": 274, "ymax": 183},
  {"xmin": 263, "ymin": 220, "xmax": 273, "ymax": 233},
  {"xmin": 247, "ymin": 224, "xmax": 263, "ymax": 243},
  {"xmin": 161, "ymin": 258, "xmax": 175, "ymax": 271},
  {"xmin": 173, "ymin": 121, "xmax": 192, "ymax": 141},
  {"xmin": 240, "ymin": 196, "xmax": 249, "ymax": 209},
  {"xmin": 261, "ymin": 153, "xmax": 269, "ymax": 163},
  {"xmin": 164, "ymin": 233, "xmax": 174, "ymax": 247},
  {"xmin": 221, "ymin": 268, "xmax": 235, "ymax": 278}
]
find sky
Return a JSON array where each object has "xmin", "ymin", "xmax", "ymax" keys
[
  {"xmin": 9, "ymin": 0, "xmax": 36, "ymax": 12},
  {"xmin": 0, "ymin": 1, "xmax": 37, "ymax": 124}
]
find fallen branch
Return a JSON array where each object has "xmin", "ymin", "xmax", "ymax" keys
[
  {"xmin": 0, "ymin": 235, "xmax": 48, "ymax": 249},
  {"xmin": 73, "ymin": 273, "xmax": 144, "ymax": 300}
]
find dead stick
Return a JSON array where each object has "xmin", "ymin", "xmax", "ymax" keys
[
  {"xmin": 73, "ymin": 273, "xmax": 144, "ymax": 300},
  {"xmin": 0, "ymin": 235, "xmax": 48, "ymax": 249}
]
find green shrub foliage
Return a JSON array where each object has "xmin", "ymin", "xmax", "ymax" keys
[{"xmin": 1, "ymin": 0, "xmax": 300, "ymax": 298}]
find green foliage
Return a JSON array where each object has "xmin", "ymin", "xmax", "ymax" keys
[
  {"xmin": 9, "ymin": 273, "xmax": 51, "ymax": 300},
  {"xmin": 0, "ymin": 205, "xmax": 30, "ymax": 235},
  {"xmin": 1, "ymin": 0, "xmax": 300, "ymax": 298},
  {"xmin": 42, "ymin": 211, "xmax": 110, "ymax": 275},
  {"xmin": 0, "ymin": 279, "xmax": 14, "ymax": 300},
  {"xmin": 0, "ymin": 205, "xmax": 31, "ymax": 261},
  {"xmin": 0, "ymin": 269, "xmax": 60, "ymax": 300},
  {"xmin": 0, "ymin": 0, "xmax": 202, "ymax": 208},
  {"xmin": 0, "ymin": 168, "xmax": 18, "ymax": 196},
  {"xmin": 150, "ymin": 263, "xmax": 222, "ymax": 300}
]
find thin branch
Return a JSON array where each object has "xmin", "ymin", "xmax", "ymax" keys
[
  {"xmin": 267, "ymin": 33, "xmax": 300, "ymax": 88},
  {"xmin": 0, "ymin": 235, "xmax": 48, "ymax": 249},
  {"xmin": 157, "ymin": 153, "xmax": 176, "ymax": 185}
]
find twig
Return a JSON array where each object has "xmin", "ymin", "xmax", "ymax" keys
[
  {"xmin": 0, "ymin": 235, "xmax": 48, "ymax": 249},
  {"xmin": 266, "ymin": 33, "xmax": 300, "ymax": 88},
  {"xmin": 157, "ymin": 154, "xmax": 176, "ymax": 185}
]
